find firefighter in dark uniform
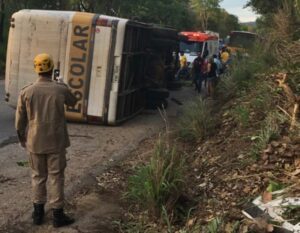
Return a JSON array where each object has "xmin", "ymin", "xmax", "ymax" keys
[{"xmin": 15, "ymin": 53, "xmax": 77, "ymax": 227}]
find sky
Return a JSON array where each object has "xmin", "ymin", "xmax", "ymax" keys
[{"xmin": 220, "ymin": 0, "xmax": 259, "ymax": 23}]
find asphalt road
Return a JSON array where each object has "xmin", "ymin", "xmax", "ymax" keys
[{"xmin": 0, "ymin": 79, "xmax": 16, "ymax": 145}]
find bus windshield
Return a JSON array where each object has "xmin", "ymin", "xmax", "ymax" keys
[
  {"xmin": 228, "ymin": 32, "xmax": 256, "ymax": 49},
  {"xmin": 180, "ymin": 41, "xmax": 203, "ymax": 55}
]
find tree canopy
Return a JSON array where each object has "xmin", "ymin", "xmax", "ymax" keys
[
  {"xmin": 0, "ymin": 0, "xmax": 242, "ymax": 34},
  {"xmin": 0, "ymin": 0, "xmax": 244, "ymax": 68},
  {"xmin": 246, "ymin": 0, "xmax": 284, "ymax": 15}
]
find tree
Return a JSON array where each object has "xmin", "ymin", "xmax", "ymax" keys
[
  {"xmin": 208, "ymin": 9, "xmax": 240, "ymax": 38},
  {"xmin": 246, "ymin": 0, "xmax": 286, "ymax": 15},
  {"xmin": 190, "ymin": 0, "xmax": 222, "ymax": 31},
  {"xmin": 248, "ymin": 0, "xmax": 300, "ymax": 35}
]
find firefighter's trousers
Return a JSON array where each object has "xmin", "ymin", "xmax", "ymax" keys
[{"xmin": 28, "ymin": 151, "xmax": 66, "ymax": 209}]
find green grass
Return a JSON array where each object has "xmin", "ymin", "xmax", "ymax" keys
[
  {"xmin": 177, "ymin": 98, "xmax": 215, "ymax": 142},
  {"xmin": 288, "ymin": 72, "xmax": 300, "ymax": 95},
  {"xmin": 206, "ymin": 217, "xmax": 224, "ymax": 233},
  {"xmin": 250, "ymin": 111, "xmax": 282, "ymax": 159},
  {"xmin": 250, "ymin": 82, "xmax": 273, "ymax": 113},
  {"xmin": 232, "ymin": 105, "xmax": 250, "ymax": 127},
  {"xmin": 126, "ymin": 136, "xmax": 186, "ymax": 218}
]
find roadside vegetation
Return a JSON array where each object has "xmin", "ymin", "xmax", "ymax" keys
[
  {"xmin": 177, "ymin": 98, "xmax": 216, "ymax": 142},
  {"xmin": 117, "ymin": 0, "xmax": 300, "ymax": 232},
  {"xmin": 126, "ymin": 135, "xmax": 186, "ymax": 219}
]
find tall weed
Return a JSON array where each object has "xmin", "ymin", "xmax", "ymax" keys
[
  {"xmin": 177, "ymin": 98, "xmax": 215, "ymax": 141},
  {"xmin": 250, "ymin": 111, "xmax": 282, "ymax": 159},
  {"xmin": 250, "ymin": 82, "xmax": 274, "ymax": 114},
  {"xmin": 127, "ymin": 136, "xmax": 185, "ymax": 218},
  {"xmin": 232, "ymin": 105, "xmax": 250, "ymax": 127},
  {"xmin": 206, "ymin": 217, "xmax": 224, "ymax": 233}
]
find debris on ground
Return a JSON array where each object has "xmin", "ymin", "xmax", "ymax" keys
[{"xmin": 243, "ymin": 189, "xmax": 300, "ymax": 232}]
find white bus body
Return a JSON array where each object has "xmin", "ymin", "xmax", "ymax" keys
[{"xmin": 5, "ymin": 10, "xmax": 158, "ymax": 125}]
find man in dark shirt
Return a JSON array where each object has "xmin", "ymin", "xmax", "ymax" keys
[{"xmin": 192, "ymin": 53, "xmax": 203, "ymax": 93}]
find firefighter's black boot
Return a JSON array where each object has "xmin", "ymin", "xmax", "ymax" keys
[
  {"xmin": 32, "ymin": 203, "xmax": 45, "ymax": 225},
  {"xmin": 52, "ymin": 208, "xmax": 75, "ymax": 228}
]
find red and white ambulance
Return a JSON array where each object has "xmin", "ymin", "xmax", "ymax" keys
[{"xmin": 179, "ymin": 31, "xmax": 219, "ymax": 66}]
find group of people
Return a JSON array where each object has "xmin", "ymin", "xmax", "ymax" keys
[
  {"xmin": 176, "ymin": 46, "xmax": 231, "ymax": 97},
  {"xmin": 192, "ymin": 52, "xmax": 216, "ymax": 96}
]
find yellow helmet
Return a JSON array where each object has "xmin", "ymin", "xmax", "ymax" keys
[{"xmin": 33, "ymin": 53, "xmax": 54, "ymax": 74}]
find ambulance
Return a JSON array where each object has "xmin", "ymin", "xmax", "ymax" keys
[
  {"xmin": 5, "ymin": 10, "xmax": 178, "ymax": 125},
  {"xmin": 179, "ymin": 31, "xmax": 219, "ymax": 67}
]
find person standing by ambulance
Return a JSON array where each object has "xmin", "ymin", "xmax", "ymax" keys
[
  {"xmin": 15, "ymin": 53, "xmax": 77, "ymax": 227},
  {"xmin": 207, "ymin": 57, "xmax": 218, "ymax": 97},
  {"xmin": 201, "ymin": 51, "xmax": 209, "ymax": 89},
  {"xmin": 220, "ymin": 46, "xmax": 230, "ymax": 72},
  {"xmin": 175, "ymin": 51, "xmax": 188, "ymax": 80},
  {"xmin": 192, "ymin": 53, "xmax": 203, "ymax": 93}
]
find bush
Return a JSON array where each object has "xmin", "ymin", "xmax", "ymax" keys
[
  {"xmin": 177, "ymin": 98, "xmax": 215, "ymax": 142},
  {"xmin": 217, "ymin": 44, "xmax": 273, "ymax": 101},
  {"xmin": 127, "ymin": 136, "xmax": 185, "ymax": 218}
]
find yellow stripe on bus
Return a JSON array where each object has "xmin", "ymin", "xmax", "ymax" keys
[{"xmin": 66, "ymin": 12, "xmax": 95, "ymax": 122}]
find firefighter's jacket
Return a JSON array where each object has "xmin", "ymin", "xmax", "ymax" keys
[{"xmin": 15, "ymin": 77, "xmax": 77, "ymax": 154}]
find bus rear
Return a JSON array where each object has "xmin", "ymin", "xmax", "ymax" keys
[
  {"xmin": 227, "ymin": 31, "xmax": 257, "ymax": 55},
  {"xmin": 5, "ymin": 10, "xmax": 72, "ymax": 108}
]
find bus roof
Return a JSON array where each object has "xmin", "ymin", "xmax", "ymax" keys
[{"xmin": 179, "ymin": 31, "xmax": 218, "ymax": 42}]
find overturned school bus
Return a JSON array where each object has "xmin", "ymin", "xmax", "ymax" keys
[{"xmin": 5, "ymin": 10, "xmax": 178, "ymax": 125}]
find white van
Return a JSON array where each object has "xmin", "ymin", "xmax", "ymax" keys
[{"xmin": 5, "ymin": 10, "xmax": 177, "ymax": 125}]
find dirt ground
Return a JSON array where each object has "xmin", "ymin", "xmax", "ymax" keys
[{"xmin": 0, "ymin": 87, "xmax": 196, "ymax": 233}]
